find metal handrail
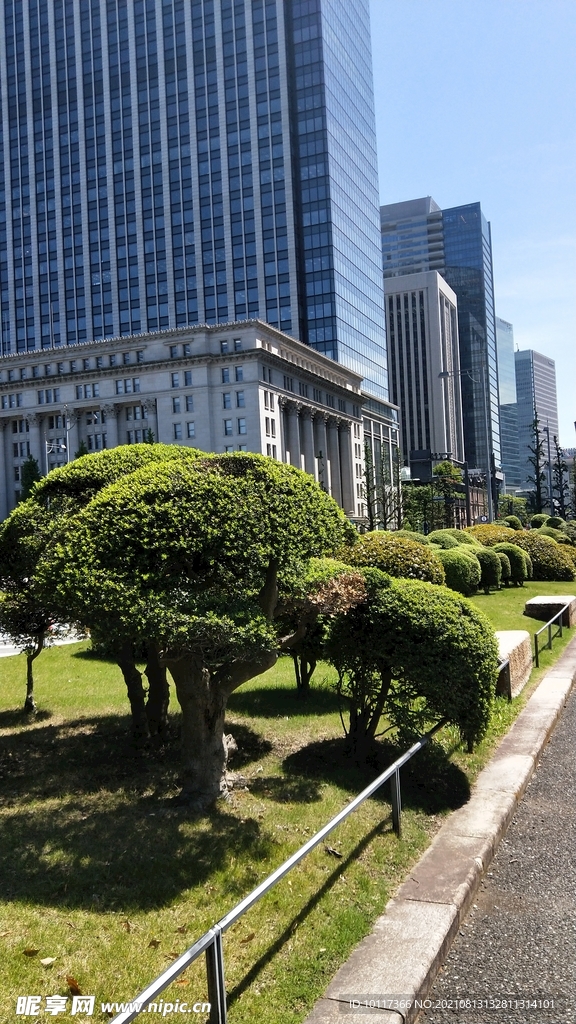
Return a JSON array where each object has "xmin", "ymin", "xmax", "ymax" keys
[
  {"xmin": 533, "ymin": 601, "xmax": 571, "ymax": 667},
  {"xmin": 112, "ymin": 719, "xmax": 447, "ymax": 1024}
]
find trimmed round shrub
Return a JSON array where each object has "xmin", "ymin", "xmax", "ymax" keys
[
  {"xmin": 436, "ymin": 547, "xmax": 481, "ymax": 596},
  {"xmin": 465, "ymin": 524, "xmax": 516, "ymax": 546},
  {"xmin": 492, "ymin": 542, "xmax": 530, "ymax": 586},
  {"xmin": 529, "ymin": 513, "xmax": 550, "ymax": 528},
  {"xmin": 513, "ymin": 532, "xmax": 576, "ymax": 582},
  {"xmin": 394, "ymin": 529, "xmax": 430, "ymax": 545},
  {"xmin": 427, "ymin": 530, "xmax": 460, "ymax": 549},
  {"xmin": 547, "ymin": 517, "xmax": 566, "ymax": 531},
  {"xmin": 342, "ymin": 531, "xmax": 445, "ymax": 585},
  {"xmin": 475, "ymin": 547, "xmax": 502, "ymax": 594},
  {"xmin": 503, "ymin": 515, "xmax": 523, "ymax": 531},
  {"xmin": 431, "ymin": 527, "xmax": 483, "ymax": 547},
  {"xmin": 497, "ymin": 551, "xmax": 511, "ymax": 585},
  {"xmin": 539, "ymin": 525, "xmax": 571, "ymax": 545}
]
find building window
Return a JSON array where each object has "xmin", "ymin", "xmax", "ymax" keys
[
  {"xmin": 270, "ymin": 418, "xmax": 276, "ymax": 438},
  {"xmin": 262, "ymin": 366, "xmax": 273, "ymax": 383},
  {"xmin": 96, "ymin": 356, "xmax": 104, "ymax": 369},
  {"xmin": 224, "ymin": 419, "xmax": 233, "ymax": 436},
  {"xmin": 171, "ymin": 372, "xmax": 179, "ymax": 388},
  {"xmin": 123, "ymin": 352, "xmax": 131, "ymax": 365},
  {"xmin": 183, "ymin": 343, "xmax": 191, "ymax": 357},
  {"xmin": 86, "ymin": 410, "xmax": 105, "ymax": 425},
  {"xmin": 126, "ymin": 406, "xmax": 147, "ymax": 421},
  {"xmin": 136, "ymin": 350, "xmax": 145, "ymax": 363},
  {"xmin": 352, "ymin": 404, "xmax": 361, "ymax": 418},
  {"xmin": 184, "ymin": 370, "xmax": 192, "ymax": 386},
  {"xmin": 222, "ymin": 393, "xmax": 231, "ymax": 409},
  {"xmin": 283, "ymin": 375, "xmax": 294, "ymax": 391},
  {"xmin": 221, "ymin": 367, "xmax": 230, "ymax": 383},
  {"xmin": 172, "ymin": 397, "xmax": 181, "ymax": 414},
  {"xmin": 298, "ymin": 382, "xmax": 308, "ymax": 398},
  {"xmin": 2, "ymin": 394, "xmax": 23, "ymax": 409},
  {"xmin": 338, "ymin": 398, "xmax": 346, "ymax": 412},
  {"xmin": 220, "ymin": 340, "xmax": 229, "ymax": 354},
  {"xmin": 326, "ymin": 393, "xmax": 335, "ymax": 408},
  {"xmin": 57, "ymin": 362, "xmax": 65, "ymax": 375},
  {"xmin": 76, "ymin": 383, "xmax": 100, "ymax": 400},
  {"xmin": 234, "ymin": 338, "xmax": 242, "ymax": 352},
  {"xmin": 127, "ymin": 429, "xmax": 144, "ymax": 444},
  {"xmin": 170, "ymin": 345, "xmax": 178, "ymax": 359},
  {"xmin": 236, "ymin": 391, "xmax": 245, "ymax": 408},
  {"xmin": 238, "ymin": 444, "xmax": 247, "ymax": 452},
  {"xmin": 173, "ymin": 423, "xmax": 182, "ymax": 440},
  {"xmin": 238, "ymin": 418, "xmax": 247, "ymax": 435},
  {"xmin": 186, "ymin": 395, "xmax": 194, "ymax": 412},
  {"xmin": 235, "ymin": 366, "xmax": 243, "ymax": 382},
  {"xmin": 265, "ymin": 417, "xmax": 270, "ymax": 436},
  {"xmin": 87, "ymin": 432, "xmax": 106, "ymax": 451},
  {"xmin": 116, "ymin": 378, "xmax": 140, "ymax": 395},
  {"xmin": 44, "ymin": 364, "xmax": 52, "ymax": 376},
  {"xmin": 37, "ymin": 388, "xmax": 61, "ymax": 405},
  {"xmin": 187, "ymin": 422, "xmax": 195, "ymax": 438},
  {"xmin": 83, "ymin": 358, "xmax": 91, "ymax": 371},
  {"xmin": 313, "ymin": 388, "xmax": 322, "ymax": 403},
  {"xmin": 70, "ymin": 361, "xmax": 77, "ymax": 372},
  {"xmin": 224, "ymin": 445, "xmax": 234, "ymax": 452},
  {"xmin": 109, "ymin": 354, "xmax": 117, "ymax": 367}
]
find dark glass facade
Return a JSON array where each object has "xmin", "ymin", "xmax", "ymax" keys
[{"xmin": 0, "ymin": 0, "xmax": 388, "ymax": 400}]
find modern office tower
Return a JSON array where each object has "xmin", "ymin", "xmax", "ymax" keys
[
  {"xmin": 514, "ymin": 348, "xmax": 559, "ymax": 491},
  {"xmin": 496, "ymin": 316, "xmax": 520, "ymax": 490},
  {"xmin": 0, "ymin": 0, "xmax": 389, "ymax": 405},
  {"xmin": 385, "ymin": 271, "xmax": 464, "ymax": 463},
  {"xmin": 381, "ymin": 198, "xmax": 500, "ymax": 478}
]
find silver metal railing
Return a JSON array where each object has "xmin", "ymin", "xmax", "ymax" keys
[
  {"xmin": 112, "ymin": 719, "xmax": 447, "ymax": 1024},
  {"xmin": 533, "ymin": 601, "xmax": 572, "ymax": 667}
]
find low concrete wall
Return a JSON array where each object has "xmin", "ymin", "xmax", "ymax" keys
[
  {"xmin": 496, "ymin": 630, "xmax": 533, "ymax": 699},
  {"xmin": 524, "ymin": 595, "xmax": 576, "ymax": 628}
]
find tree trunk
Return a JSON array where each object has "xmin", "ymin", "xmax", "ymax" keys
[
  {"xmin": 145, "ymin": 641, "xmax": 170, "ymax": 738},
  {"xmin": 117, "ymin": 642, "xmax": 150, "ymax": 746},
  {"xmin": 292, "ymin": 654, "xmax": 317, "ymax": 698},
  {"xmin": 168, "ymin": 658, "xmax": 229, "ymax": 810},
  {"xmin": 24, "ymin": 635, "xmax": 44, "ymax": 713}
]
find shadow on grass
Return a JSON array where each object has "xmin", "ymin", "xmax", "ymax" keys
[
  {"xmin": 0, "ymin": 713, "xmax": 275, "ymax": 912},
  {"xmin": 227, "ymin": 684, "xmax": 340, "ymax": 718},
  {"xmin": 283, "ymin": 735, "xmax": 470, "ymax": 815},
  {"xmin": 0, "ymin": 707, "xmax": 52, "ymax": 729}
]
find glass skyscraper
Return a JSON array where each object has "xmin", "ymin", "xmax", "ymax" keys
[
  {"xmin": 381, "ymin": 197, "xmax": 500, "ymax": 473},
  {"xmin": 495, "ymin": 316, "xmax": 520, "ymax": 490},
  {"xmin": 0, "ymin": 0, "xmax": 388, "ymax": 401}
]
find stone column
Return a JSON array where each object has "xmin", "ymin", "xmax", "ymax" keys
[
  {"xmin": 284, "ymin": 401, "xmax": 301, "ymax": 467},
  {"xmin": 326, "ymin": 416, "xmax": 342, "ymax": 507},
  {"xmin": 301, "ymin": 407, "xmax": 317, "ymax": 479},
  {"xmin": 0, "ymin": 420, "xmax": 10, "ymax": 521},
  {"xmin": 26, "ymin": 413, "xmax": 43, "ymax": 466},
  {"xmin": 339, "ymin": 420, "xmax": 355, "ymax": 515},
  {"xmin": 315, "ymin": 413, "xmax": 329, "ymax": 493},
  {"xmin": 66, "ymin": 411, "xmax": 79, "ymax": 460},
  {"xmin": 143, "ymin": 397, "xmax": 158, "ymax": 442},
  {"xmin": 102, "ymin": 404, "xmax": 119, "ymax": 448}
]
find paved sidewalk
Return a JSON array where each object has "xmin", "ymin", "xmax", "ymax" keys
[{"xmin": 303, "ymin": 636, "xmax": 576, "ymax": 1024}]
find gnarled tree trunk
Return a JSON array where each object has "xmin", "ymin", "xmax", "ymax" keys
[
  {"xmin": 117, "ymin": 641, "xmax": 150, "ymax": 746},
  {"xmin": 24, "ymin": 634, "xmax": 44, "ymax": 713},
  {"xmin": 145, "ymin": 641, "xmax": 170, "ymax": 738}
]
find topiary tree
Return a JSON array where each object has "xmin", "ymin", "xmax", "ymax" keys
[
  {"xmin": 529, "ymin": 513, "xmax": 550, "ymax": 529},
  {"xmin": 427, "ymin": 530, "xmax": 460, "ymax": 549},
  {"xmin": 435, "ymin": 547, "xmax": 481, "ymax": 596},
  {"xmin": 497, "ymin": 551, "xmax": 511, "ymax": 587},
  {"xmin": 38, "ymin": 454, "xmax": 355, "ymax": 808},
  {"xmin": 20, "ymin": 454, "xmax": 42, "ymax": 501},
  {"xmin": 492, "ymin": 542, "xmax": 529, "ymax": 587},
  {"xmin": 324, "ymin": 569, "xmax": 498, "ymax": 760},
  {"xmin": 547, "ymin": 516, "xmax": 567, "ymax": 531},
  {"xmin": 394, "ymin": 529, "xmax": 430, "ymax": 545},
  {"xmin": 436, "ymin": 528, "xmax": 483, "ymax": 547},
  {"xmin": 0, "ymin": 445, "xmax": 202, "ymax": 735},
  {"xmin": 465, "ymin": 524, "xmax": 516, "ymax": 546},
  {"xmin": 512, "ymin": 532, "xmax": 576, "ymax": 582},
  {"xmin": 475, "ymin": 547, "xmax": 502, "ymax": 594},
  {"xmin": 341, "ymin": 530, "xmax": 445, "ymax": 585},
  {"xmin": 503, "ymin": 515, "xmax": 523, "ymax": 531}
]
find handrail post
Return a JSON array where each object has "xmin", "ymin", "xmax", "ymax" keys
[
  {"xmin": 391, "ymin": 768, "xmax": 402, "ymax": 837},
  {"xmin": 534, "ymin": 632, "xmax": 539, "ymax": 667},
  {"xmin": 206, "ymin": 927, "xmax": 227, "ymax": 1024}
]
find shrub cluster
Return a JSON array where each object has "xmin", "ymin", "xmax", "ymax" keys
[
  {"xmin": 512, "ymin": 532, "xmax": 576, "ymax": 582},
  {"xmin": 497, "ymin": 551, "xmax": 512, "ymax": 584},
  {"xmin": 342, "ymin": 531, "xmax": 445, "ymax": 585},
  {"xmin": 436, "ymin": 547, "xmax": 481, "ymax": 596},
  {"xmin": 475, "ymin": 547, "xmax": 502, "ymax": 593},
  {"xmin": 492, "ymin": 542, "xmax": 530, "ymax": 586},
  {"xmin": 465, "ymin": 524, "xmax": 517, "ymax": 546},
  {"xmin": 502, "ymin": 515, "xmax": 523, "ymax": 531}
]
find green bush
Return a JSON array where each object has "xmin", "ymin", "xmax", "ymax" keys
[
  {"xmin": 502, "ymin": 515, "xmax": 523, "ymax": 531},
  {"xmin": 529, "ymin": 513, "xmax": 550, "ymax": 528},
  {"xmin": 497, "ymin": 551, "xmax": 511, "ymax": 585},
  {"xmin": 394, "ymin": 529, "xmax": 430, "ymax": 545},
  {"xmin": 436, "ymin": 547, "xmax": 481, "ymax": 596},
  {"xmin": 466, "ymin": 524, "xmax": 516, "ymax": 546},
  {"xmin": 492, "ymin": 542, "xmax": 530, "ymax": 586},
  {"xmin": 539, "ymin": 525, "xmax": 571, "ymax": 544},
  {"xmin": 475, "ymin": 547, "xmax": 502, "ymax": 594},
  {"xmin": 513, "ymin": 532, "xmax": 576, "ymax": 582},
  {"xmin": 547, "ymin": 516, "xmax": 566, "ymax": 531},
  {"xmin": 431, "ymin": 527, "xmax": 482, "ymax": 547},
  {"xmin": 341, "ymin": 531, "xmax": 445, "ymax": 585},
  {"xmin": 324, "ymin": 571, "xmax": 498, "ymax": 751},
  {"xmin": 427, "ymin": 530, "xmax": 460, "ymax": 549}
]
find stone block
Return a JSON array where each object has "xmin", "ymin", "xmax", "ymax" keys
[
  {"xmin": 495, "ymin": 630, "xmax": 533, "ymax": 698},
  {"xmin": 524, "ymin": 595, "xmax": 576, "ymax": 627}
]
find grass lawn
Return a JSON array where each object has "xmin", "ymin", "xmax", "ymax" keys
[{"xmin": 0, "ymin": 582, "xmax": 574, "ymax": 1023}]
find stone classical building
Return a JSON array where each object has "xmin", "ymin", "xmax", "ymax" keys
[{"xmin": 0, "ymin": 319, "xmax": 399, "ymax": 521}]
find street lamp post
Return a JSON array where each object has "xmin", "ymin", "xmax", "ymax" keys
[
  {"xmin": 542, "ymin": 424, "xmax": 554, "ymax": 516},
  {"xmin": 438, "ymin": 366, "xmax": 494, "ymax": 523}
]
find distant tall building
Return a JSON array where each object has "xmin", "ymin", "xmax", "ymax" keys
[
  {"xmin": 514, "ymin": 349, "xmax": 559, "ymax": 491},
  {"xmin": 385, "ymin": 271, "xmax": 464, "ymax": 463},
  {"xmin": 496, "ymin": 316, "xmax": 520, "ymax": 490},
  {"xmin": 0, "ymin": 0, "xmax": 389, "ymax": 401},
  {"xmin": 381, "ymin": 198, "xmax": 500, "ymax": 477}
]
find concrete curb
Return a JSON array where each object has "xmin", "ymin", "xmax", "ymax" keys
[{"xmin": 301, "ymin": 636, "xmax": 576, "ymax": 1024}]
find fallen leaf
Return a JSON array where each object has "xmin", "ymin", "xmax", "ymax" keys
[
  {"xmin": 121, "ymin": 920, "xmax": 132, "ymax": 933},
  {"xmin": 240, "ymin": 932, "xmax": 255, "ymax": 944},
  {"xmin": 40, "ymin": 957, "xmax": 57, "ymax": 967},
  {"xmin": 65, "ymin": 921, "xmax": 77, "ymax": 930},
  {"xmin": 174, "ymin": 979, "xmax": 189, "ymax": 987},
  {"xmin": 148, "ymin": 939, "xmax": 161, "ymax": 949},
  {"xmin": 23, "ymin": 948, "xmax": 39, "ymax": 957},
  {"xmin": 324, "ymin": 845, "xmax": 343, "ymax": 858},
  {"xmin": 0, "ymin": 931, "xmax": 10, "ymax": 937},
  {"xmin": 164, "ymin": 953, "xmax": 180, "ymax": 961},
  {"xmin": 175, "ymin": 925, "xmax": 187, "ymax": 934},
  {"xmin": 66, "ymin": 976, "xmax": 82, "ymax": 996}
]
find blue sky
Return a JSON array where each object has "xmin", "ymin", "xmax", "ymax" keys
[{"xmin": 369, "ymin": 0, "xmax": 576, "ymax": 447}]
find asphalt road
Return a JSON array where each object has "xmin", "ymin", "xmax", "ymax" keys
[{"xmin": 418, "ymin": 684, "xmax": 576, "ymax": 1024}]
